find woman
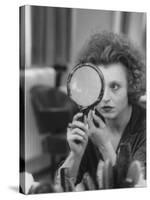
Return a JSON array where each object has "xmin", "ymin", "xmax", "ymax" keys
[{"xmin": 55, "ymin": 32, "xmax": 146, "ymax": 189}]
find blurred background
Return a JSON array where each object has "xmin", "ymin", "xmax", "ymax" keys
[{"xmin": 19, "ymin": 5, "xmax": 146, "ymax": 185}]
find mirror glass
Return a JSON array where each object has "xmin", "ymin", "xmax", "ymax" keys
[{"xmin": 67, "ymin": 64, "xmax": 104, "ymax": 108}]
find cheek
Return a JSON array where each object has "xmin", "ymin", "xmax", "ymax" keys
[{"xmin": 115, "ymin": 90, "xmax": 128, "ymax": 106}]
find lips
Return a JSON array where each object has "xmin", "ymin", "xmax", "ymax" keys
[{"xmin": 101, "ymin": 106, "xmax": 114, "ymax": 112}]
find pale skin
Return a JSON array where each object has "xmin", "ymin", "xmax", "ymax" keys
[{"xmin": 57, "ymin": 62, "xmax": 132, "ymax": 183}]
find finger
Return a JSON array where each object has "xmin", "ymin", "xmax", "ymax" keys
[
  {"xmin": 87, "ymin": 110, "xmax": 94, "ymax": 129},
  {"xmin": 92, "ymin": 110, "xmax": 105, "ymax": 128},
  {"xmin": 83, "ymin": 115, "xmax": 89, "ymax": 130},
  {"xmin": 69, "ymin": 121, "xmax": 88, "ymax": 132},
  {"xmin": 84, "ymin": 114, "xmax": 88, "ymax": 125},
  {"xmin": 69, "ymin": 134, "xmax": 85, "ymax": 143},
  {"xmin": 73, "ymin": 112, "xmax": 83, "ymax": 121},
  {"xmin": 69, "ymin": 128, "xmax": 88, "ymax": 141}
]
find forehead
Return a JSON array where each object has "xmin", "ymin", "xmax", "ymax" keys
[{"xmin": 98, "ymin": 63, "xmax": 128, "ymax": 83}]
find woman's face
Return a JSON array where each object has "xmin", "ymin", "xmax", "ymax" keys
[{"xmin": 96, "ymin": 63, "xmax": 129, "ymax": 120}]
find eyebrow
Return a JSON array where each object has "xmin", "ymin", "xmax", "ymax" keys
[{"xmin": 109, "ymin": 80, "xmax": 122, "ymax": 84}]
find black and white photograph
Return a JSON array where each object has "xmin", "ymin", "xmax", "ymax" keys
[{"xmin": 19, "ymin": 4, "xmax": 146, "ymax": 195}]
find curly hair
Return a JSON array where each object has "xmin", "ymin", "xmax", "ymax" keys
[{"xmin": 76, "ymin": 31, "xmax": 146, "ymax": 105}]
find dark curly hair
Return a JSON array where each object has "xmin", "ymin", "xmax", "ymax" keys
[{"xmin": 76, "ymin": 31, "xmax": 146, "ymax": 105}]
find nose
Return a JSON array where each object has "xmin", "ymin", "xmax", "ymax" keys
[{"xmin": 102, "ymin": 87, "xmax": 111, "ymax": 103}]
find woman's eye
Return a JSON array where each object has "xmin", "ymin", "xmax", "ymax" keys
[{"xmin": 111, "ymin": 83, "xmax": 120, "ymax": 91}]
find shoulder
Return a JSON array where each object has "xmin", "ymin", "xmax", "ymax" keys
[
  {"xmin": 133, "ymin": 103, "xmax": 146, "ymax": 140},
  {"xmin": 128, "ymin": 103, "xmax": 146, "ymax": 145},
  {"xmin": 132, "ymin": 103, "xmax": 146, "ymax": 131},
  {"xmin": 129, "ymin": 104, "xmax": 146, "ymax": 162}
]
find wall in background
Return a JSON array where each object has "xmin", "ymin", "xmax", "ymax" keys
[{"xmin": 70, "ymin": 9, "xmax": 114, "ymax": 65}]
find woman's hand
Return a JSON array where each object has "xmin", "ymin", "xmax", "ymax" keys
[
  {"xmin": 87, "ymin": 110, "xmax": 110, "ymax": 149},
  {"xmin": 87, "ymin": 110, "xmax": 116, "ymax": 164},
  {"xmin": 67, "ymin": 112, "xmax": 89, "ymax": 158}
]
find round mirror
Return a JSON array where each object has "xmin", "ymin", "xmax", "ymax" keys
[{"xmin": 67, "ymin": 63, "xmax": 104, "ymax": 110}]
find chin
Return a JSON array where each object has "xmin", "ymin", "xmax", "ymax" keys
[{"xmin": 102, "ymin": 112, "xmax": 117, "ymax": 120}]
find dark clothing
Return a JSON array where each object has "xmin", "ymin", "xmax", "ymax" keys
[{"xmin": 76, "ymin": 103, "xmax": 146, "ymax": 185}]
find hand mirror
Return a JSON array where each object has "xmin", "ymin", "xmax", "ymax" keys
[{"xmin": 67, "ymin": 63, "xmax": 105, "ymax": 115}]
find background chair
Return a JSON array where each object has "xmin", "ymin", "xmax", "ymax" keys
[{"xmin": 30, "ymin": 85, "xmax": 78, "ymax": 180}]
